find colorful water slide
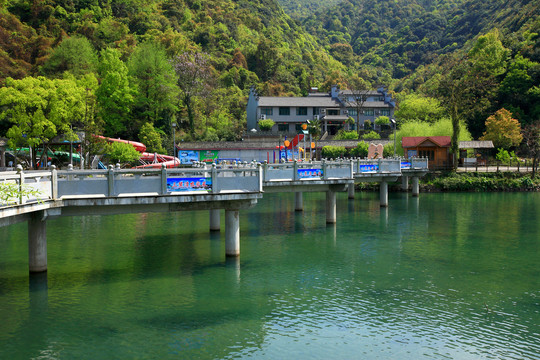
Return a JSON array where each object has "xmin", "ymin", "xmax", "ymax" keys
[{"xmin": 95, "ymin": 135, "xmax": 180, "ymax": 168}]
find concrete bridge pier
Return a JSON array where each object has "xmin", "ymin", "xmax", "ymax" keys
[
  {"xmin": 348, "ymin": 183, "xmax": 355, "ymax": 199},
  {"xmin": 28, "ymin": 211, "xmax": 47, "ymax": 273},
  {"xmin": 380, "ymin": 181, "xmax": 388, "ymax": 207},
  {"xmin": 210, "ymin": 209, "xmax": 221, "ymax": 231},
  {"xmin": 412, "ymin": 177, "xmax": 419, "ymax": 197},
  {"xmin": 326, "ymin": 190, "xmax": 337, "ymax": 224},
  {"xmin": 225, "ymin": 209, "xmax": 240, "ymax": 257},
  {"xmin": 401, "ymin": 175, "xmax": 409, "ymax": 191},
  {"xmin": 295, "ymin": 192, "xmax": 303, "ymax": 211}
]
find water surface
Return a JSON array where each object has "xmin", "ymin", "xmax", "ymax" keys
[{"xmin": 0, "ymin": 192, "xmax": 539, "ymax": 359}]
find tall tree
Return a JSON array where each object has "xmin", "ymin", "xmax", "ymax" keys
[
  {"xmin": 171, "ymin": 52, "xmax": 213, "ymax": 134},
  {"xmin": 0, "ymin": 76, "xmax": 90, "ymax": 168},
  {"xmin": 96, "ymin": 48, "xmax": 136, "ymax": 137},
  {"xmin": 41, "ymin": 37, "xmax": 98, "ymax": 77},
  {"xmin": 128, "ymin": 41, "xmax": 178, "ymax": 137},
  {"xmin": 342, "ymin": 76, "xmax": 370, "ymax": 134},
  {"xmin": 481, "ymin": 108, "xmax": 523, "ymax": 149}
]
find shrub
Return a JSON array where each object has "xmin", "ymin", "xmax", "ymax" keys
[
  {"xmin": 364, "ymin": 120, "xmax": 372, "ymax": 130},
  {"xmin": 383, "ymin": 143, "xmax": 394, "ymax": 157},
  {"xmin": 106, "ymin": 142, "xmax": 141, "ymax": 165},
  {"xmin": 375, "ymin": 116, "xmax": 390, "ymax": 126},
  {"xmin": 258, "ymin": 119, "xmax": 275, "ymax": 131},
  {"xmin": 335, "ymin": 130, "xmax": 359, "ymax": 140},
  {"xmin": 322, "ymin": 145, "xmax": 346, "ymax": 159},
  {"xmin": 362, "ymin": 131, "xmax": 381, "ymax": 140},
  {"xmin": 350, "ymin": 141, "xmax": 369, "ymax": 158}
]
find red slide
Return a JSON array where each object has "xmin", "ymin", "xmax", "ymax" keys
[{"xmin": 94, "ymin": 135, "xmax": 180, "ymax": 168}]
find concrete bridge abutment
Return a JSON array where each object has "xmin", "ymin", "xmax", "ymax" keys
[
  {"xmin": 225, "ymin": 209, "xmax": 240, "ymax": 257},
  {"xmin": 380, "ymin": 181, "xmax": 388, "ymax": 207},
  {"xmin": 210, "ymin": 209, "xmax": 221, "ymax": 231},
  {"xmin": 28, "ymin": 211, "xmax": 47, "ymax": 273},
  {"xmin": 295, "ymin": 192, "xmax": 303, "ymax": 211},
  {"xmin": 412, "ymin": 177, "xmax": 420, "ymax": 197}
]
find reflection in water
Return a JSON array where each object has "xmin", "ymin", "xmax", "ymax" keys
[{"xmin": 0, "ymin": 192, "xmax": 539, "ymax": 359}]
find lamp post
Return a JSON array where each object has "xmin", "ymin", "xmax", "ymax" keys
[
  {"xmin": 390, "ymin": 118, "xmax": 396, "ymax": 157},
  {"xmin": 172, "ymin": 122, "xmax": 177, "ymax": 167}
]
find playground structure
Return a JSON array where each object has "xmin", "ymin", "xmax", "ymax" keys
[{"xmin": 94, "ymin": 135, "xmax": 180, "ymax": 168}]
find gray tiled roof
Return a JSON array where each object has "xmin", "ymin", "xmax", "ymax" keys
[
  {"xmin": 459, "ymin": 141, "xmax": 494, "ymax": 149},
  {"xmin": 258, "ymin": 96, "xmax": 340, "ymax": 107},
  {"xmin": 339, "ymin": 90, "xmax": 381, "ymax": 96}
]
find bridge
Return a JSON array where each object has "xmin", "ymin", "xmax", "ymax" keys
[{"xmin": 0, "ymin": 158, "xmax": 428, "ymax": 273}]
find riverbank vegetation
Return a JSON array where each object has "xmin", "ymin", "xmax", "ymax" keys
[{"xmin": 354, "ymin": 172, "xmax": 540, "ymax": 192}]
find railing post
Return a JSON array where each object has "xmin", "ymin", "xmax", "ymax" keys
[
  {"xmin": 211, "ymin": 163, "xmax": 217, "ymax": 194},
  {"xmin": 263, "ymin": 161, "xmax": 268, "ymax": 182},
  {"xmin": 17, "ymin": 165, "xmax": 24, "ymax": 204},
  {"xmin": 107, "ymin": 165, "xmax": 114, "ymax": 197},
  {"xmin": 258, "ymin": 163, "xmax": 263, "ymax": 192},
  {"xmin": 322, "ymin": 159, "xmax": 327, "ymax": 180},
  {"xmin": 51, "ymin": 165, "xmax": 58, "ymax": 200},
  {"xmin": 293, "ymin": 160, "xmax": 298, "ymax": 181},
  {"xmin": 161, "ymin": 164, "xmax": 167, "ymax": 195}
]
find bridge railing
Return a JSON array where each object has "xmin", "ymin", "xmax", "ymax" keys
[
  {"xmin": 262, "ymin": 160, "xmax": 354, "ymax": 182},
  {"xmin": 56, "ymin": 164, "xmax": 262, "ymax": 198},
  {"xmin": 0, "ymin": 166, "xmax": 53, "ymax": 207},
  {"xmin": 354, "ymin": 159, "xmax": 401, "ymax": 174},
  {"xmin": 410, "ymin": 157, "xmax": 429, "ymax": 170}
]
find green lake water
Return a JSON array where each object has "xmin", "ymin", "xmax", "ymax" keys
[{"xmin": 0, "ymin": 192, "xmax": 539, "ymax": 359}]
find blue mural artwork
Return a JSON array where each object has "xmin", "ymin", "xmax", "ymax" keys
[
  {"xmin": 359, "ymin": 164, "xmax": 379, "ymax": 172},
  {"xmin": 298, "ymin": 169, "xmax": 323, "ymax": 179},
  {"xmin": 179, "ymin": 151, "xmax": 199, "ymax": 165},
  {"xmin": 401, "ymin": 161, "xmax": 412, "ymax": 169},
  {"xmin": 167, "ymin": 177, "xmax": 212, "ymax": 192}
]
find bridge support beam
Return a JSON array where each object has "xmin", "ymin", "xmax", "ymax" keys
[
  {"xmin": 401, "ymin": 175, "xmax": 409, "ymax": 191},
  {"xmin": 210, "ymin": 209, "xmax": 220, "ymax": 231},
  {"xmin": 348, "ymin": 183, "xmax": 355, "ymax": 199},
  {"xmin": 380, "ymin": 181, "xmax": 388, "ymax": 207},
  {"xmin": 326, "ymin": 190, "xmax": 336, "ymax": 224},
  {"xmin": 28, "ymin": 211, "xmax": 47, "ymax": 273},
  {"xmin": 412, "ymin": 176, "xmax": 419, "ymax": 197},
  {"xmin": 295, "ymin": 192, "xmax": 303, "ymax": 211},
  {"xmin": 225, "ymin": 209, "xmax": 240, "ymax": 257}
]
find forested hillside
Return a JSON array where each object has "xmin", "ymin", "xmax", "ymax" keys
[
  {"xmin": 0, "ymin": 0, "xmax": 344, "ymax": 150},
  {"xmin": 0, "ymin": 0, "xmax": 539, "ymax": 164}
]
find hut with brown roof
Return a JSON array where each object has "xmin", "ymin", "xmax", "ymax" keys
[{"xmin": 401, "ymin": 136, "xmax": 452, "ymax": 169}]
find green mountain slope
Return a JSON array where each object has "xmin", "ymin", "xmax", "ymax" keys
[{"xmin": 301, "ymin": 0, "xmax": 539, "ymax": 78}]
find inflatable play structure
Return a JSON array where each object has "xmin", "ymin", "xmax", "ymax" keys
[{"xmin": 94, "ymin": 135, "xmax": 180, "ymax": 168}]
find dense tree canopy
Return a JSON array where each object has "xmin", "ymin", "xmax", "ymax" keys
[{"xmin": 0, "ymin": 0, "xmax": 538, "ymax": 158}]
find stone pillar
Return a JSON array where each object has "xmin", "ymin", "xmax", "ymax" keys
[
  {"xmin": 28, "ymin": 211, "xmax": 47, "ymax": 273},
  {"xmin": 412, "ymin": 176, "xmax": 419, "ymax": 197},
  {"xmin": 225, "ymin": 209, "xmax": 240, "ymax": 257},
  {"xmin": 295, "ymin": 192, "xmax": 303, "ymax": 211},
  {"xmin": 210, "ymin": 209, "xmax": 220, "ymax": 231},
  {"xmin": 380, "ymin": 181, "xmax": 388, "ymax": 207},
  {"xmin": 401, "ymin": 175, "xmax": 409, "ymax": 191},
  {"xmin": 348, "ymin": 183, "xmax": 355, "ymax": 199},
  {"xmin": 326, "ymin": 190, "xmax": 336, "ymax": 224}
]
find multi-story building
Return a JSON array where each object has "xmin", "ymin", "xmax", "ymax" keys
[{"xmin": 246, "ymin": 85, "xmax": 396, "ymax": 135}]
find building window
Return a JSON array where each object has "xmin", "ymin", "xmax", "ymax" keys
[
  {"xmin": 419, "ymin": 150, "xmax": 435, "ymax": 160},
  {"xmin": 348, "ymin": 109, "xmax": 357, "ymax": 116},
  {"xmin": 260, "ymin": 107, "xmax": 273, "ymax": 116},
  {"xmin": 278, "ymin": 123, "xmax": 289, "ymax": 132},
  {"xmin": 279, "ymin": 107, "xmax": 290, "ymax": 116},
  {"xmin": 296, "ymin": 107, "xmax": 307, "ymax": 116},
  {"xmin": 313, "ymin": 107, "xmax": 320, "ymax": 115},
  {"xmin": 327, "ymin": 109, "xmax": 339, "ymax": 116},
  {"xmin": 381, "ymin": 109, "xmax": 390, "ymax": 116},
  {"xmin": 364, "ymin": 108, "xmax": 374, "ymax": 116}
]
